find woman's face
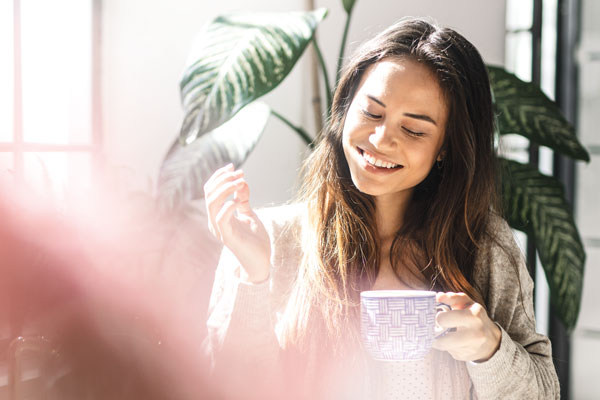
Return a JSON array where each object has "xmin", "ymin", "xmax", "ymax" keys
[{"xmin": 342, "ymin": 57, "xmax": 448, "ymax": 204}]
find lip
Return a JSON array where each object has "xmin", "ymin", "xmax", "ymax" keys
[{"xmin": 356, "ymin": 147, "xmax": 404, "ymax": 173}]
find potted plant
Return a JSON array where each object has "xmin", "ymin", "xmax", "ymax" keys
[{"xmin": 157, "ymin": 0, "xmax": 589, "ymax": 332}]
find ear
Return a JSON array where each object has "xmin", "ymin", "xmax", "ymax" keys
[{"xmin": 437, "ymin": 149, "xmax": 446, "ymax": 162}]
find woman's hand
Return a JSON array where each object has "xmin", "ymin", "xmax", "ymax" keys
[
  {"xmin": 432, "ymin": 292, "xmax": 502, "ymax": 363},
  {"xmin": 204, "ymin": 164, "xmax": 271, "ymax": 283}
]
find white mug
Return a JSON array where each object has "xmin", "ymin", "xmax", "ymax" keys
[{"xmin": 360, "ymin": 290, "xmax": 451, "ymax": 361}]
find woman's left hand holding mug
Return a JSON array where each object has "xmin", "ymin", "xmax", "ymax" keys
[{"xmin": 432, "ymin": 292, "xmax": 501, "ymax": 363}]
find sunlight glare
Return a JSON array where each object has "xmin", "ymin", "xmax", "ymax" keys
[
  {"xmin": 21, "ymin": 0, "xmax": 92, "ymax": 145},
  {"xmin": 0, "ymin": 0, "xmax": 14, "ymax": 143}
]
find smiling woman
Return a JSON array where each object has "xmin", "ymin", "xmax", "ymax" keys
[
  {"xmin": 203, "ymin": 18, "xmax": 560, "ymax": 399},
  {"xmin": 342, "ymin": 58, "xmax": 447, "ymax": 205}
]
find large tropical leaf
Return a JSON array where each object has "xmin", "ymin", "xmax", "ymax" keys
[
  {"xmin": 158, "ymin": 102, "xmax": 270, "ymax": 212},
  {"xmin": 500, "ymin": 158, "xmax": 585, "ymax": 331},
  {"xmin": 179, "ymin": 8, "xmax": 328, "ymax": 144},
  {"xmin": 488, "ymin": 66, "xmax": 590, "ymax": 162}
]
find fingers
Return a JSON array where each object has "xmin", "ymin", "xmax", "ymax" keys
[
  {"xmin": 433, "ymin": 292, "xmax": 500, "ymax": 361},
  {"xmin": 432, "ymin": 329, "xmax": 472, "ymax": 356},
  {"xmin": 205, "ymin": 167, "xmax": 244, "ymax": 214},
  {"xmin": 432, "ymin": 321, "xmax": 492, "ymax": 361},
  {"xmin": 436, "ymin": 292, "xmax": 486, "ymax": 329},
  {"xmin": 203, "ymin": 163, "xmax": 234, "ymax": 194},
  {"xmin": 204, "ymin": 165, "xmax": 257, "ymax": 245},
  {"xmin": 206, "ymin": 175, "xmax": 245, "ymax": 211},
  {"xmin": 204, "ymin": 164, "xmax": 241, "ymax": 200},
  {"xmin": 436, "ymin": 292, "xmax": 474, "ymax": 309},
  {"xmin": 213, "ymin": 200, "xmax": 238, "ymax": 241},
  {"xmin": 233, "ymin": 178, "xmax": 252, "ymax": 215},
  {"xmin": 436, "ymin": 309, "xmax": 474, "ymax": 329},
  {"xmin": 433, "ymin": 321, "xmax": 480, "ymax": 350}
]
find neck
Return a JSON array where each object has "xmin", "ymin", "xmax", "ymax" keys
[{"xmin": 374, "ymin": 190, "xmax": 413, "ymax": 244}]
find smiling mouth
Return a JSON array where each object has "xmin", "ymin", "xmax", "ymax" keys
[{"xmin": 358, "ymin": 148, "xmax": 404, "ymax": 169}]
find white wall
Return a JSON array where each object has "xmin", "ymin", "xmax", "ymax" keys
[{"xmin": 101, "ymin": 0, "xmax": 506, "ymax": 206}]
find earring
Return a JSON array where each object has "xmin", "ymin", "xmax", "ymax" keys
[{"xmin": 436, "ymin": 158, "xmax": 443, "ymax": 170}]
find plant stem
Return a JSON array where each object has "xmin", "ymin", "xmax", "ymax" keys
[
  {"xmin": 310, "ymin": 43, "xmax": 323, "ymax": 135},
  {"xmin": 271, "ymin": 110, "xmax": 313, "ymax": 147},
  {"xmin": 336, "ymin": 8, "xmax": 353, "ymax": 86},
  {"xmin": 313, "ymin": 38, "xmax": 332, "ymax": 115},
  {"xmin": 306, "ymin": 0, "xmax": 323, "ymax": 135}
]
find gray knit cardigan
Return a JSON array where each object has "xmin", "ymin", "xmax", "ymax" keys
[{"xmin": 206, "ymin": 203, "xmax": 560, "ymax": 399}]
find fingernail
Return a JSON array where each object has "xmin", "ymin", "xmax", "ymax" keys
[
  {"xmin": 233, "ymin": 169, "xmax": 244, "ymax": 176},
  {"xmin": 225, "ymin": 163, "xmax": 234, "ymax": 170}
]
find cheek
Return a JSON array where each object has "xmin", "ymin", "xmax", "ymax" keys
[
  {"xmin": 409, "ymin": 145, "xmax": 439, "ymax": 174},
  {"xmin": 420, "ymin": 145, "xmax": 439, "ymax": 164},
  {"xmin": 338, "ymin": 124, "xmax": 354, "ymax": 166},
  {"xmin": 341, "ymin": 108, "xmax": 367, "ymax": 140},
  {"xmin": 341, "ymin": 123, "xmax": 355, "ymax": 154},
  {"xmin": 341, "ymin": 120, "xmax": 353, "ymax": 145},
  {"xmin": 342, "ymin": 137, "xmax": 354, "ymax": 171}
]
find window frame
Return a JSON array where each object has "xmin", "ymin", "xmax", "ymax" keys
[{"xmin": 1, "ymin": 0, "xmax": 102, "ymax": 186}]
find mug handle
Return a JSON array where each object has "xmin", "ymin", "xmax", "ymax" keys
[{"xmin": 434, "ymin": 302, "xmax": 455, "ymax": 339}]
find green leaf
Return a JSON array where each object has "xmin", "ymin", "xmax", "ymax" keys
[
  {"xmin": 500, "ymin": 158, "xmax": 585, "ymax": 331},
  {"xmin": 342, "ymin": 0, "xmax": 357, "ymax": 14},
  {"xmin": 179, "ymin": 8, "xmax": 328, "ymax": 144},
  {"xmin": 158, "ymin": 102, "xmax": 270, "ymax": 212},
  {"xmin": 488, "ymin": 66, "xmax": 590, "ymax": 162}
]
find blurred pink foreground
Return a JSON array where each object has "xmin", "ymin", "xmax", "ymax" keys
[{"xmin": 0, "ymin": 182, "xmax": 225, "ymax": 399}]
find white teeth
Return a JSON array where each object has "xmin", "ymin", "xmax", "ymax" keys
[{"xmin": 361, "ymin": 150, "xmax": 399, "ymax": 169}]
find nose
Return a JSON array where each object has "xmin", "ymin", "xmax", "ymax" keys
[{"xmin": 369, "ymin": 123, "xmax": 397, "ymax": 150}]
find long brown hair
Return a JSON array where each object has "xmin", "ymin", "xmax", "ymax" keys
[{"xmin": 280, "ymin": 18, "xmax": 500, "ymax": 350}]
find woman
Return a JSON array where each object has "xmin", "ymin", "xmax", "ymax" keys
[{"xmin": 204, "ymin": 18, "xmax": 559, "ymax": 399}]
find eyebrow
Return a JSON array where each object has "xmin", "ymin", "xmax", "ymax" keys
[{"xmin": 366, "ymin": 94, "xmax": 438, "ymax": 126}]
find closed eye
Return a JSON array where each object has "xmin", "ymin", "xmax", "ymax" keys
[
  {"xmin": 403, "ymin": 127, "xmax": 424, "ymax": 137},
  {"xmin": 361, "ymin": 109, "xmax": 381, "ymax": 119}
]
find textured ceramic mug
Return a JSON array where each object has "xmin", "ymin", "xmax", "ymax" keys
[{"xmin": 360, "ymin": 290, "xmax": 451, "ymax": 361}]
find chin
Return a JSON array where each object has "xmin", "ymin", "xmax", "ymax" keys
[{"xmin": 350, "ymin": 178, "xmax": 383, "ymax": 197}]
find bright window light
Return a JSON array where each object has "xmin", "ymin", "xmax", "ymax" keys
[
  {"xmin": 506, "ymin": 0, "xmax": 534, "ymax": 31},
  {"xmin": 0, "ymin": 0, "xmax": 14, "ymax": 143},
  {"xmin": 2, "ymin": 0, "xmax": 96, "ymax": 199},
  {"xmin": 505, "ymin": 32, "xmax": 533, "ymax": 82},
  {"xmin": 21, "ymin": 0, "xmax": 92, "ymax": 145}
]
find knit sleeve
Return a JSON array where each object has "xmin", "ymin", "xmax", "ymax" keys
[
  {"xmin": 203, "ymin": 204, "xmax": 304, "ymax": 397},
  {"xmin": 466, "ymin": 215, "xmax": 560, "ymax": 399},
  {"xmin": 204, "ymin": 245, "xmax": 283, "ymax": 396}
]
